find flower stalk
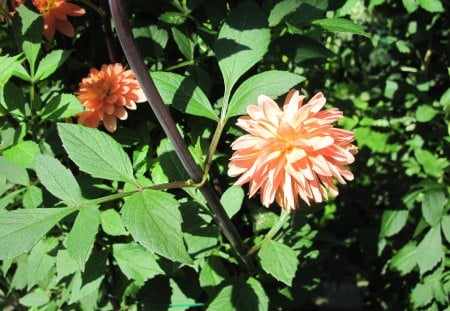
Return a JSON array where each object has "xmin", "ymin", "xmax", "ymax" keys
[{"xmin": 108, "ymin": 0, "xmax": 253, "ymax": 270}]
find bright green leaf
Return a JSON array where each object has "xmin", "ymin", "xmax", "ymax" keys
[
  {"xmin": 26, "ymin": 238, "xmax": 57, "ymax": 289},
  {"xmin": 66, "ymin": 205, "xmax": 100, "ymax": 271},
  {"xmin": 19, "ymin": 288, "xmax": 50, "ymax": 308},
  {"xmin": 258, "ymin": 240, "xmax": 298, "ymax": 286},
  {"xmin": 151, "ymin": 71, "xmax": 217, "ymax": 120},
  {"xmin": 412, "ymin": 282, "xmax": 433, "ymax": 308},
  {"xmin": 58, "ymin": 123, "xmax": 136, "ymax": 184},
  {"xmin": 15, "ymin": 4, "xmax": 42, "ymax": 72},
  {"xmin": 214, "ymin": 1, "xmax": 270, "ymax": 93},
  {"xmin": 416, "ymin": 225, "xmax": 443, "ymax": 275},
  {"xmin": 227, "ymin": 70, "xmax": 305, "ymax": 118},
  {"xmin": 35, "ymin": 155, "xmax": 85, "ymax": 206},
  {"xmin": 402, "ymin": 0, "xmax": 419, "ymax": 13},
  {"xmin": 0, "ymin": 207, "xmax": 76, "ymax": 260},
  {"xmin": 40, "ymin": 93, "xmax": 84, "ymax": 121},
  {"xmin": 312, "ymin": 18, "xmax": 369, "ymax": 36},
  {"xmin": 418, "ymin": 0, "xmax": 444, "ymax": 12},
  {"xmin": 122, "ymin": 190, "xmax": 192, "ymax": 264},
  {"xmin": 380, "ymin": 210, "xmax": 409, "ymax": 238},
  {"xmin": 416, "ymin": 104, "xmax": 438, "ymax": 122},
  {"xmin": 199, "ymin": 256, "xmax": 228, "ymax": 292},
  {"xmin": 159, "ymin": 11, "xmax": 187, "ymax": 25},
  {"xmin": 441, "ymin": 215, "xmax": 450, "ymax": 244},
  {"xmin": 100, "ymin": 209, "xmax": 128, "ymax": 236},
  {"xmin": 3, "ymin": 140, "xmax": 40, "ymax": 169},
  {"xmin": 0, "ymin": 54, "xmax": 22, "ymax": 91},
  {"xmin": 35, "ymin": 50, "xmax": 71, "ymax": 81},
  {"xmin": 113, "ymin": 243, "xmax": 164, "ymax": 284},
  {"xmin": 23, "ymin": 186, "xmax": 43, "ymax": 209},
  {"xmin": 421, "ymin": 189, "xmax": 446, "ymax": 226},
  {"xmin": 0, "ymin": 156, "xmax": 29, "ymax": 186},
  {"xmin": 220, "ymin": 186, "xmax": 244, "ymax": 218},
  {"xmin": 390, "ymin": 242, "xmax": 417, "ymax": 275},
  {"xmin": 56, "ymin": 250, "xmax": 79, "ymax": 282},
  {"xmin": 172, "ymin": 28, "xmax": 195, "ymax": 60}
]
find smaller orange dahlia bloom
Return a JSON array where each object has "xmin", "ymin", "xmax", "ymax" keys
[
  {"xmin": 32, "ymin": 0, "xmax": 85, "ymax": 40},
  {"xmin": 228, "ymin": 90, "xmax": 358, "ymax": 211},
  {"xmin": 75, "ymin": 63, "xmax": 146, "ymax": 132}
]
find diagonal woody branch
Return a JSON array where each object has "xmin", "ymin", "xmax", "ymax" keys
[{"xmin": 108, "ymin": 0, "xmax": 253, "ymax": 270}]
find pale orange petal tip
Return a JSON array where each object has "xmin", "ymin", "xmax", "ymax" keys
[
  {"xmin": 228, "ymin": 90, "xmax": 358, "ymax": 211},
  {"xmin": 75, "ymin": 63, "xmax": 146, "ymax": 133}
]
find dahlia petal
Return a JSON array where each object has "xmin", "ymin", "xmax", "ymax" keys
[
  {"xmin": 115, "ymin": 106, "xmax": 128, "ymax": 120},
  {"xmin": 103, "ymin": 114, "xmax": 117, "ymax": 132}
]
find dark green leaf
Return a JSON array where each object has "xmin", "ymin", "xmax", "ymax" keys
[
  {"xmin": 258, "ymin": 240, "xmax": 298, "ymax": 286},
  {"xmin": 35, "ymin": 50, "xmax": 71, "ymax": 81},
  {"xmin": 122, "ymin": 190, "xmax": 192, "ymax": 264},
  {"xmin": 214, "ymin": 1, "xmax": 270, "ymax": 92},
  {"xmin": 199, "ymin": 256, "xmax": 228, "ymax": 291},
  {"xmin": 390, "ymin": 242, "xmax": 417, "ymax": 275},
  {"xmin": 0, "ymin": 207, "xmax": 76, "ymax": 260},
  {"xmin": 35, "ymin": 155, "xmax": 85, "ymax": 206},
  {"xmin": 58, "ymin": 123, "xmax": 136, "ymax": 184},
  {"xmin": 268, "ymin": 0, "xmax": 302, "ymax": 27},
  {"xmin": 416, "ymin": 225, "xmax": 443, "ymax": 275},
  {"xmin": 151, "ymin": 71, "xmax": 217, "ymax": 120},
  {"xmin": 227, "ymin": 70, "xmax": 305, "ymax": 118},
  {"xmin": 312, "ymin": 18, "xmax": 368, "ymax": 36},
  {"xmin": 0, "ymin": 54, "xmax": 22, "ymax": 90},
  {"xmin": 66, "ymin": 206, "xmax": 100, "ymax": 271},
  {"xmin": 159, "ymin": 11, "xmax": 187, "ymax": 25},
  {"xmin": 40, "ymin": 93, "xmax": 84, "ymax": 121},
  {"xmin": 172, "ymin": 28, "xmax": 195, "ymax": 60},
  {"xmin": 220, "ymin": 186, "xmax": 244, "ymax": 218},
  {"xmin": 380, "ymin": 210, "xmax": 409, "ymax": 238},
  {"xmin": 113, "ymin": 243, "xmax": 164, "ymax": 284}
]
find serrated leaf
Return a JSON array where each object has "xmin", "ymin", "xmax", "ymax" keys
[
  {"xmin": 26, "ymin": 238, "xmax": 57, "ymax": 289},
  {"xmin": 40, "ymin": 93, "xmax": 84, "ymax": 121},
  {"xmin": 56, "ymin": 250, "xmax": 79, "ymax": 282},
  {"xmin": 258, "ymin": 240, "xmax": 298, "ymax": 286},
  {"xmin": 3, "ymin": 140, "xmax": 40, "ymax": 169},
  {"xmin": 220, "ymin": 186, "xmax": 244, "ymax": 218},
  {"xmin": 0, "ymin": 156, "xmax": 29, "ymax": 186},
  {"xmin": 412, "ymin": 282, "xmax": 433, "ymax": 308},
  {"xmin": 35, "ymin": 155, "xmax": 84, "ymax": 206},
  {"xmin": 0, "ymin": 54, "xmax": 22, "ymax": 90},
  {"xmin": 0, "ymin": 207, "xmax": 76, "ymax": 260},
  {"xmin": 100, "ymin": 209, "xmax": 128, "ymax": 236},
  {"xmin": 66, "ymin": 206, "xmax": 100, "ymax": 271},
  {"xmin": 151, "ymin": 71, "xmax": 217, "ymax": 120},
  {"xmin": 416, "ymin": 104, "xmax": 438, "ymax": 122},
  {"xmin": 35, "ymin": 50, "xmax": 71, "ymax": 81},
  {"xmin": 172, "ymin": 28, "xmax": 195, "ymax": 60},
  {"xmin": 199, "ymin": 256, "xmax": 228, "ymax": 291},
  {"xmin": 380, "ymin": 210, "xmax": 409, "ymax": 238},
  {"xmin": 416, "ymin": 225, "xmax": 443, "ymax": 275},
  {"xmin": 227, "ymin": 70, "xmax": 305, "ymax": 118},
  {"xmin": 390, "ymin": 242, "xmax": 417, "ymax": 275},
  {"xmin": 58, "ymin": 123, "xmax": 136, "ymax": 184},
  {"xmin": 268, "ymin": 0, "xmax": 302, "ymax": 27},
  {"xmin": 214, "ymin": 1, "xmax": 270, "ymax": 92},
  {"xmin": 312, "ymin": 18, "xmax": 369, "ymax": 36},
  {"xmin": 422, "ymin": 189, "xmax": 446, "ymax": 226},
  {"xmin": 23, "ymin": 186, "xmax": 43, "ymax": 209},
  {"xmin": 402, "ymin": 0, "xmax": 419, "ymax": 13},
  {"xmin": 113, "ymin": 243, "xmax": 164, "ymax": 284},
  {"xmin": 122, "ymin": 190, "xmax": 192, "ymax": 264},
  {"xmin": 418, "ymin": 0, "xmax": 444, "ymax": 12}
]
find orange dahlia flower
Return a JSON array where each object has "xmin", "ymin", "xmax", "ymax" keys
[
  {"xmin": 75, "ymin": 63, "xmax": 146, "ymax": 132},
  {"xmin": 228, "ymin": 90, "xmax": 358, "ymax": 211},
  {"xmin": 32, "ymin": 0, "xmax": 85, "ymax": 40}
]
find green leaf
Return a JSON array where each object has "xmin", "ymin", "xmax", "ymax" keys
[
  {"xmin": 113, "ymin": 243, "xmax": 164, "ymax": 284},
  {"xmin": 100, "ymin": 209, "xmax": 128, "ymax": 236},
  {"xmin": 220, "ymin": 186, "xmax": 244, "ymax": 218},
  {"xmin": 0, "ymin": 54, "xmax": 22, "ymax": 91},
  {"xmin": 159, "ymin": 11, "xmax": 187, "ymax": 25},
  {"xmin": 23, "ymin": 186, "xmax": 43, "ymax": 209},
  {"xmin": 412, "ymin": 282, "xmax": 433, "ymax": 308},
  {"xmin": 441, "ymin": 215, "xmax": 450, "ymax": 244},
  {"xmin": 312, "ymin": 18, "xmax": 368, "ymax": 36},
  {"xmin": 268, "ymin": 0, "xmax": 302, "ymax": 27},
  {"xmin": 3, "ymin": 140, "xmax": 40, "ymax": 169},
  {"xmin": 26, "ymin": 238, "xmax": 57, "ymax": 289},
  {"xmin": 416, "ymin": 225, "xmax": 443, "ymax": 275},
  {"xmin": 422, "ymin": 189, "xmax": 447, "ymax": 226},
  {"xmin": 56, "ymin": 250, "xmax": 79, "ymax": 282},
  {"xmin": 122, "ymin": 190, "xmax": 192, "ymax": 264},
  {"xmin": 40, "ymin": 93, "xmax": 84, "ymax": 121},
  {"xmin": 390, "ymin": 242, "xmax": 417, "ymax": 276},
  {"xmin": 418, "ymin": 0, "xmax": 444, "ymax": 12},
  {"xmin": 1, "ymin": 81, "xmax": 26, "ymax": 118},
  {"xmin": 214, "ymin": 1, "xmax": 270, "ymax": 93},
  {"xmin": 172, "ymin": 28, "xmax": 195, "ymax": 60},
  {"xmin": 227, "ymin": 70, "xmax": 305, "ymax": 118},
  {"xmin": 199, "ymin": 256, "xmax": 228, "ymax": 292},
  {"xmin": 151, "ymin": 71, "xmax": 217, "ymax": 120},
  {"xmin": 58, "ymin": 123, "xmax": 136, "ymax": 184},
  {"xmin": 414, "ymin": 149, "xmax": 449, "ymax": 177},
  {"xmin": 258, "ymin": 240, "xmax": 298, "ymax": 286},
  {"xmin": 35, "ymin": 50, "xmax": 71, "ymax": 81},
  {"xmin": 66, "ymin": 206, "xmax": 100, "ymax": 271},
  {"xmin": 415, "ymin": 104, "xmax": 438, "ymax": 122},
  {"xmin": 0, "ymin": 207, "xmax": 76, "ymax": 260},
  {"xmin": 35, "ymin": 155, "xmax": 85, "ymax": 206},
  {"xmin": 207, "ymin": 277, "xmax": 268, "ymax": 311},
  {"xmin": 402, "ymin": 0, "xmax": 419, "ymax": 13},
  {"xmin": 19, "ymin": 288, "xmax": 50, "ymax": 308},
  {"xmin": 380, "ymin": 210, "xmax": 409, "ymax": 238},
  {"xmin": 0, "ymin": 156, "xmax": 29, "ymax": 186},
  {"xmin": 273, "ymin": 35, "xmax": 333, "ymax": 64}
]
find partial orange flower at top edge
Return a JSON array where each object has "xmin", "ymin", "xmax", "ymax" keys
[
  {"xmin": 75, "ymin": 63, "xmax": 146, "ymax": 132},
  {"xmin": 228, "ymin": 90, "xmax": 358, "ymax": 211},
  {"xmin": 32, "ymin": 0, "xmax": 85, "ymax": 40}
]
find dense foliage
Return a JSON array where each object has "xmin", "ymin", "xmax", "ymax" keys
[{"xmin": 0, "ymin": 0, "xmax": 449, "ymax": 310}]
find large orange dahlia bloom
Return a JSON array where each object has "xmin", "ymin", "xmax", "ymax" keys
[
  {"xmin": 32, "ymin": 0, "xmax": 85, "ymax": 40},
  {"xmin": 228, "ymin": 90, "xmax": 358, "ymax": 211},
  {"xmin": 75, "ymin": 63, "xmax": 146, "ymax": 132}
]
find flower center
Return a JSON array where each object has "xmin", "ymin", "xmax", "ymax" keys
[{"xmin": 33, "ymin": 0, "xmax": 57, "ymax": 14}]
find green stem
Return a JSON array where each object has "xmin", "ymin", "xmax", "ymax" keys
[
  {"xmin": 246, "ymin": 209, "xmax": 290, "ymax": 256},
  {"xmin": 165, "ymin": 59, "xmax": 195, "ymax": 71}
]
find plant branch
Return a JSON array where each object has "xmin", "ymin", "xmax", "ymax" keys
[{"xmin": 107, "ymin": 0, "xmax": 254, "ymax": 270}]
